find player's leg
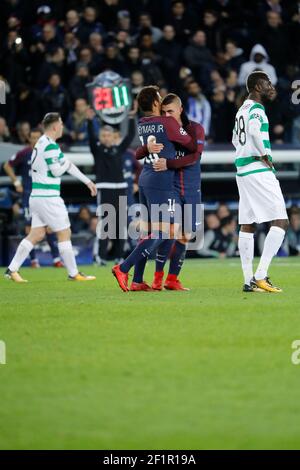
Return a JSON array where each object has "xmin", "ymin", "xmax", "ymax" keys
[
  {"xmin": 46, "ymin": 228, "xmax": 62, "ymax": 267},
  {"xmin": 239, "ymin": 223, "xmax": 256, "ymax": 291},
  {"xmin": 131, "ymin": 188, "xmax": 152, "ymax": 290},
  {"xmin": 152, "ymin": 195, "xmax": 181, "ymax": 290},
  {"xmin": 165, "ymin": 193, "xmax": 201, "ymax": 291},
  {"xmin": 253, "ymin": 218, "xmax": 288, "ymax": 292},
  {"xmin": 164, "ymin": 236, "xmax": 189, "ymax": 291},
  {"xmin": 113, "ymin": 189, "xmax": 177, "ymax": 292},
  {"xmin": 95, "ymin": 189, "xmax": 110, "ymax": 266},
  {"xmin": 44, "ymin": 197, "xmax": 95, "ymax": 281},
  {"xmin": 23, "ymin": 204, "xmax": 40, "ymax": 268},
  {"xmin": 6, "ymin": 226, "xmax": 46, "ymax": 282},
  {"xmin": 236, "ymin": 175, "xmax": 260, "ymax": 292}
]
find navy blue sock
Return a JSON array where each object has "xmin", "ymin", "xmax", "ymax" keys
[
  {"xmin": 169, "ymin": 240, "xmax": 186, "ymax": 276},
  {"xmin": 155, "ymin": 239, "xmax": 174, "ymax": 273},
  {"xmin": 30, "ymin": 248, "xmax": 37, "ymax": 260},
  {"xmin": 120, "ymin": 232, "xmax": 165, "ymax": 273},
  {"xmin": 133, "ymin": 256, "xmax": 148, "ymax": 283},
  {"xmin": 46, "ymin": 232, "xmax": 60, "ymax": 260}
]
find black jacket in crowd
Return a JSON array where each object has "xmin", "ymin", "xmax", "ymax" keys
[{"xmin": 87, "ymin": 117, "xmax": 136, "ymax": 190}]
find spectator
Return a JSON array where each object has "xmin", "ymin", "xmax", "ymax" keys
[
  {"xmin": 99, "ymin": 44, "xmax": 125, "ymax": 75},
  {"xmin": 258, "ymin": 11, "xmax": 289, "ymax": 74},
  {"xmin": 216, "ymin": 203, "xmax": 231, "ymax": 220},
  {"xmin": 41, "ymin": 73, "xmax": 70, "ymax": 120},
  {"xmin": 238, "ymin": 43, "xmax": 277, "ymax": 86},
  {"xmin": 117, "ymin": 10, "xmax": 135, "ymax": 35},
  {"xmin": 167, "ymin": 0, "xmax": 199, "ymax": 44},
  {"xmin": 185, "ymin": 81, "xmax": 211, "ymax": 136},
  {"xmin": 131, "ymin": 70, "xmax": 145, "ymax": 98},
  {"xmin": 210, "ymin": 90, "xmax": 236, "ymax": 143},
  {"xmin": 13, "ymin": 84, "xmax": 41, "ymax": 127},
  {"xmin": 89, "ymin": 32, "xmax": 104, "ymax": 56},
  {"xmin": 13, "ymin": 121, "xmax": 30, "ymax": 145},
  {"xmin": 65, "ymin": 98, "xmax": 90, "ymax": 145},
  {"xmin": 73, "ymin": 205, "xmax": 93, "ymax": 234},
  {"xmin": 64, "ymin": 10, "xmax": 81, "ymax": 36},
  {"xmin": 202, "ymin": 9, "xmax": 222, "ymax": 54},
  {"xmin": 286, "ymin": 209, "xmax": 300, "ymax": 255},
  {"xmin": 156, "ymin": 25, "xmax": 182, "ymax": 90},
  {"xmin": 0, "ymin": 117, "xmax": 10, "ymax": 142},
  {"xmin": 77, "ymin": 6, "xmax": 105, "ymax": 44},
  {"xmin": 124, "ymin": 46, "xmax": 142, "ymax": 77},
  {"xmin": 183, "ymin": 30, "xmax": 215, "ymax": 88},
  {"xmin": 68, "ymin": 63, "xmax": 90, "ymax": 103},
  {"xmin": 222, "ymin": 40, "xmax": 245, "ymax": 72},
  {"xmin": 198, "ymin": 216, "xmax": 237, "ymax": 258},
  {"xmin": 137, "ymin": 13, "xmax": 163, "ymax": 43}
]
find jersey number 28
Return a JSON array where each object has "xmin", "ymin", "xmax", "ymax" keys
[{"xmin": 235, "ymin": 116, "xmax": 246, "ymax": 146}]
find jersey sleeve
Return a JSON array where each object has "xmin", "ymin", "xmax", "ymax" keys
[
  {"xmin": 45, "ymin": 143, "xmax": 71, "ymax": 177},
  {"xmin": 166, "ymin": 123, "xmax": 205, "ymax": 169},
  {"xmin": 135, "ymin": 144, "xmax": 148, "ymax": 160},
  {"xmin": 8, "ymin": 151, "xmax": 23, "ymax": 168},
  {"xmin": 164, "ymin": 117, "xmax": 197, "ymax": 152},
  {"xmin": 248, "ymin": 107, "xmax": 268, "ymax": 156}
]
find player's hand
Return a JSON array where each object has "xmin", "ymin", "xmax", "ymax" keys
[
  {"xmin": 153, "ymin": 158, "xmax": 167, "ymax": 172},
  {"xmin": 86, "ymin": 108, "xmax": 96, "ymax": 120},
  {"xmin": 87, "ymin": 181, "xmax": 97, "ymax": 197},
  {"xmin": 147, "ymin": 138, "xmax": 164, "ymax": 154},
  {"xmin": 256, "ymin": 155, "xmax": 273, "ymax": 169},
  {"xmin": 14, "ymin": 181, "xmax": 23, "ymax": 193}
]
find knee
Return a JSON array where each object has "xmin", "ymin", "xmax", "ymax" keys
[
  {"xmin": 56, "ymin": 228, "xmax": 71, "ymax": 243},
  {"xmin": 272, "ymin": 219, "xmax": 289, "ymax": 231}
]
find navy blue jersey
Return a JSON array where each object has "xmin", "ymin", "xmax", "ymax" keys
[
  {"xmin": 137, "ymin": 115, "xmax": 196, "ymax": 190},
  {"xmin": 8, "ymin": 146, "xmax": 32, "ymax": 194},
  {"xmin": 173, "ymin": 121, "xmax": 204, "ymax": 196}
]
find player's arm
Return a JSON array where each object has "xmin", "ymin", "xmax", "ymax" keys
[
  {"xmin": 118, "ymin": 116, "xmax": 136, "ymax": 153},
  {"xmin": 135, "ymin": 140, "xmax": 164, "ymax": 160},
  {"xmin": 165, "ymin": 116, "xmax": 197, "ymax": 152},
  {"xmin": 165, "ymin": 124, "xmax": 205, "ymax": 170},
  {"xmin": 3, "ymin": 155, "xmax": 23, "ymax": 192},
  {"xmin": 248, "ymin": 113, "xmax": 272, "ymax": 168},
  {"xmin": 46, "ymin": 148, "xmax": 97, "ymax": 196},
  {"xmin": 86, "ymin": 108, "xmax": 99, "ymax": 156}
]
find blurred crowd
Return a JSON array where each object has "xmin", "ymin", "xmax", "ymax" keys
[{"xmin": 1, "ymin": 0, "xmax": 300, "ymax": 144}]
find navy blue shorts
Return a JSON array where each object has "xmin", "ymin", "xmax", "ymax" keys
[
  {"xmin": 174, "ymin": 190, "xmax": 202, "ymax": 234},
  {"xmin": 139, "ymin": 186, "xmax": 180, "ymax": 224}
]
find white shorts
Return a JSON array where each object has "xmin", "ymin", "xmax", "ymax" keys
[
  {"xmin": 236, "ymin": 171, "xmax": 288, "ymax": 225},
  {"xmin": 29, "ymin": 196, "xmax": 70, "ymax": 232}
]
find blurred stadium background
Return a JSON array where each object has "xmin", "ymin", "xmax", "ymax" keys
[{"xmin": 1, "ymin": 0, "xmax": 300, "ymax": 266}]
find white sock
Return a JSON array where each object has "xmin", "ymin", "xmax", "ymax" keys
[
  {"xmin": 58, "ymin": 241, "xmax": 78, "ymax": 277},
  {"xmin": 255, "ymin": 226, "xmax": 285, "ymax": 280},
  {"xmin": 9, "ymin": 239, "xmax": 34, "ymax": 272},
  {"xmin": 238, "ymin": 231, "xmax": 254, "ymax": 285}
]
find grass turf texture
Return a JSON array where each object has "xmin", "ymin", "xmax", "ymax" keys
[{"xmin": 1, "ymin": 258, "xmax": 300, "ymax": 450}]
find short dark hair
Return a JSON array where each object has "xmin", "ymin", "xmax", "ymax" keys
[
  {"xmin": 161, "ymin": 93, "xmax": 182, "ymax": 107},
  {"xmin": 220, "ymin": 215, "xmax": 234, "ymax": 227},
  {"xmin": 137, "ymin": 85, "xmax": 160, "ymax": 112},
  {"xmin": 42, "ymin": 112, "xmax": 61, "ymax": 129},
  {"xmin": 246, "ymin": 71, "xmax": 270, "ymax": 92}
]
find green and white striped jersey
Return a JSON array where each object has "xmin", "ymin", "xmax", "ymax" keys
[
  {"xmin": 232, "ymin": 99, "xmax": 273, "ymax": 177},
  {"xmin": 31, "ymin": 134, "xmax": 65, "ymax": 197}
]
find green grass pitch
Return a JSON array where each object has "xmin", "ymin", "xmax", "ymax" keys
[{"xmin": 1, "ymin": 258, "xmax": 300, "ymax": 450}]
